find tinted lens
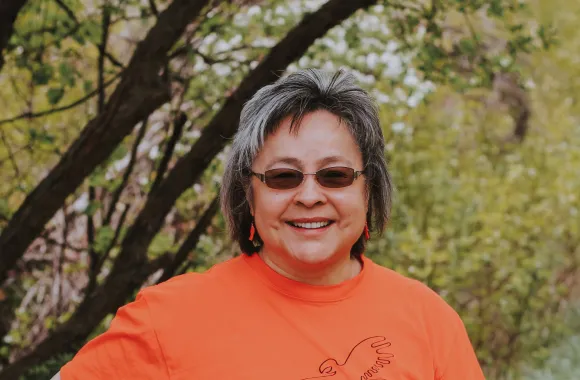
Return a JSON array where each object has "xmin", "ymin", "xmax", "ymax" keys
[
  {"xmin": 316, "ymin": 167, "xmax": 355, "ymax": 188},
  {"xmin": 264, "ymin": 168, "xmax": 304, "ymax": 189}
]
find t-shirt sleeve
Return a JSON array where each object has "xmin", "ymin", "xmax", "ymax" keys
[
  {"xmin": 413, "ymin": 281, "xmax": 485, "ymax": 380},
  {"xmin": 60, "ymin": 292, "xmax": 169, "ymax": 380},
  {"xmin": 435, "ymin": 313, "xmax": 486, "ymax": 380}
]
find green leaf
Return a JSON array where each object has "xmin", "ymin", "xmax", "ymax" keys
[
  {"xmin": 32, "ymin": 64, "xmax": 54, "ymax": 85},
  {"xmin": 59, "ymin": 62, "xmax": 76, "ymax": 87},
  {"xmin": 487, "ymin": 0, "xmax": 505, "ymax": 17},
  {"xmin": 83, "ymin": 80, "xmax": 94, "ymax": 93},
  {"xmin": 459, "ymin": 38, "xmax": 477, "ymax": 55},
  {"xmin": 149, "ymin": 233, "xmax": 174, "ymax": 257},
  {"xmin": 47, "ymin": 87, "xmax": 65, "ymax": 105},
  {"xmin": 83, "ymin": 200, "xmax": 101, "ymax": 217},
  {"xmin": 0, "ymin": 199, "xmax": 11, "ymax": 219},
  {"xmin": 94, "ymin": 226, "xmax": 115, "ymax": 254},
  {"xmin": 27, "ymin": 128, "xmax": 56, "ymax": 145}
]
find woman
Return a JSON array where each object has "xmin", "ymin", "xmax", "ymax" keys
[{"xmin": 55, "ymin": 69, "xmax": 485, "ymax": 379}]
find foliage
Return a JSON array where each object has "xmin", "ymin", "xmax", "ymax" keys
[
  {"xmin": 522, "ymin": 303, "xmax": 580, "ymax": 379},
  {"xmin": 0, "ymin": 0, "xmax": 577, "ymax": 379},
  {"xmin": 18, "ymin": 353, "xmax": 73, "ymax": 380},
  {"xmin": 367, "ymin": 82, "xmax": 580, "ymax": 377}
]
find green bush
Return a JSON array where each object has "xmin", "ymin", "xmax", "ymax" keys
[
  {"xmin": 19, "ymin": 353, "xmax": 72, "ymax": 380},
  {"xmin": 523, "ymin": 335, "xmax": 580, "ymax": 380},
  {"xmin": 366, "ymin": 88, "xmax": 580, "ymax": 379}
]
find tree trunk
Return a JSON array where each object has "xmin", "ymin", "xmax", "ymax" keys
[
  {"xmin": 0, "ymin": 1, "xmax": 377, "ymax": 378},
  {"xmin": 0, "ymin": 0, "xmax": 28, "ymax": 71},
  {"xmin": 0, "ymin": 0, "xmax": 212, "ymax": 285}
]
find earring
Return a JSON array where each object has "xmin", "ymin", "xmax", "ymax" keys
[
  {"xmin": 249, "ymin": 223, "xmax": 255, "ymax": 241},
  {"xmin": 364, "ymin": 223, "xmax": 370, "ymax": 240}
]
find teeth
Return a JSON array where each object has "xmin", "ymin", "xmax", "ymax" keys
[{"xmin": 290, "ymin": 221, "xmax": 331, "ymax": 229}]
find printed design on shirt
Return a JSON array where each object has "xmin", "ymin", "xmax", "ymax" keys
[{"xmin": 300, "ymin": 335, "xmax": 394, "ymax": 380}]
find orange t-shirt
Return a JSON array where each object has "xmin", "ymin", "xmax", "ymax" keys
[{"xmin": 61, "ymin": 254, "xmax": 485, "ymax": 379}]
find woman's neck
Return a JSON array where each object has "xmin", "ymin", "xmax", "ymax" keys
[{"xmin": 258, "ymin": 250, "xmax": 362, "ymax": 286}]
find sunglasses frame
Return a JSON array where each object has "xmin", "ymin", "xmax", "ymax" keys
[{"xmin": 251, "ymin": 166, "xmax": 365, "ymax": 190}]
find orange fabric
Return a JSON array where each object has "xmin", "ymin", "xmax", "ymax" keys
[{"xmin": 61, "ymin": 254, "xmax": 485, "ymax": 380}]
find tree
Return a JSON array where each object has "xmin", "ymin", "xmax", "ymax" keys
[
  {"xmin": 0, "ymin": 0, "xmax": 28, "ymax": 71},
  {"xmin": 0, "ymin": 0, "xmax": 562, "ymax": 379},
  {"xmin": 0, "ymin": 1, "xmax": 381, "ymax": 378},
  {"xmin": 0, "ymin": 0, "xmax": 214, "ymax": 286}
]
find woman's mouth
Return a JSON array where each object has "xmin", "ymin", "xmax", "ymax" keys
[{"xmin": 286, "ymin": 220, "xmax": 334, "ymax": 230}]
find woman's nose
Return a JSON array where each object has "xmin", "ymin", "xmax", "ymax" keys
[{"xmin": 293, "ymin": 174, "xmax": 326, "ymax": 207}]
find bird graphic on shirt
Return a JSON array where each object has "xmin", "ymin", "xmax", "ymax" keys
[{"xmin": 300, "ymin": 335, "xmax": 394, "ymax": 380}]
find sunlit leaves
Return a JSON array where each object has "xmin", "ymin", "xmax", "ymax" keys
[
  {"xmin": 46, "ymin": 87, "xmax": 65, "ymax": 105},
  {"xmin": 1, "ymin": 1, "xmax": 579, "ymax": 379},
  {"xmin": 31, "ymin": 64, "xmax": 54, "ymax": 85},
  {"xmin": 93, "ymin": 226, "xmax": 114, "ymax": 254}
]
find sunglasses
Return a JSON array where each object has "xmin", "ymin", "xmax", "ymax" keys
[{"xmin": 251, "ymin": 166, "xmax": 364, "ymax": 190}]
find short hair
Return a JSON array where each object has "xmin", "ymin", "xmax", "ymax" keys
[{"xmin": 220, "ymin": 68, "xmax": 393, "ymax": 259}]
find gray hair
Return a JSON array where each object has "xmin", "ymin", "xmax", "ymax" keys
[{"xmin": 220, "ymin": 68, "xmax": 393, "ymax": 258}]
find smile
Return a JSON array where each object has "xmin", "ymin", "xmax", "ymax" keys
[{"xmin": 287, "ymin": 221, "xmax": 333, "ymax": 229}]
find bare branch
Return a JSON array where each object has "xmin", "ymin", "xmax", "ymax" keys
[
  {"xmin": 98, "ymin": 4, "xmax": 111, "ymax": 111},
  {"xmin": 148, "ymin": 0, "xmax": 159, "ymax": 17},
  {"xmin": 493, "ymin": 72, "xmax": 531, "ymax": 143},
  {"xmin": 0, "ymin": 129, "xmax": 21, "ymax": 177},
  {"xmin": 104, "ymin": 51, "xmax": 124, "ymax": 69},
  {"xmin": 104, "ymin": 116, "xmax": 149, "ymax": 226},
  {"xmin": 0, "ymin": 74, "xmax": 121, "ymax": 126},
  {"xmin": 86, "ymin": 185, "xmax": 97, "ymax": 290},
  {"xmin": 87, "ymin": 203, "xmax": 130, "ymax": 297},
  {"xmin": 40, "ymin": 234, "xmax": 85, "ymax": 253},
  {"xmin": 0, "ymin": 0, "xmax": 213, "ymax": 286},
  {"xmin": 87, "ymin": 4, "xmax": 112, "ymax": 290},
  {"xmin": 54, "ymin": 0, "xmax": 79, "ymax": 25},
  {"xmin": 150, "ymin": 112, "xmax": 186, "ymax": 192},
  {"xmin": 0, "ymin": 2, "xmax": 377, "ymax": 378}
]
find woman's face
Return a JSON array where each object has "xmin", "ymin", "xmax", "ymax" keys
[{"xmin": 250, "ymin": 110, "xmax": 368, "ymax": 270}]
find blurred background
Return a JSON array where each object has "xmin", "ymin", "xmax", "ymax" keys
[{"xmin": 0, "ymin": 0, "xmax": 579, "ymax": 378}]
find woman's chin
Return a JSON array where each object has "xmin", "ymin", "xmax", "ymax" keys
[{"xmin": 286, "ymin": 244, "xmax": 338, "ymax": 265}]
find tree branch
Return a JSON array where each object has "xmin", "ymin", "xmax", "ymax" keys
[
  {"xmin": 87, "ymin": 3, "xmax": 112, "ymax": 295},
  {"xmin": 0, "ymin": 1, "xmax": 377, "ymax": 378},
  {"xmin": 54, "ymin": 0, "xmax": 79, "ymax": 25},
  {"xmin": 86, "ymin": 184, "xmax": 97, "ymax": 292},
  {"xmin": 0, "ymin": 0, "xmax": 214, "ymax": 286},
  {"xmin": 148, "ymin": 0, "xmax": 159, "ymax": 17},
  {"xmin": 0, "ymin": 74, "xmax": 121, "ymax": 126},
  {"xmin": 0, "ymin": 0, "xmax": 28, "ymax": 72},
  {"xmin": 493, "ymin": 72, "xmax": 531, "ymax": 143},
  {"xmin": 104, "ymin": 117, "xmax": 149, "ymax": 226},
  {"xmin": 0, "ymin": 129, "xmax": 21, "ymax": 178},
  {"xmin": 86, "ymin": 203, "xmax": 130, "ymax": 297},
  {"xmin": 104, "ymin": 51, "xmax": 124, "ymax": 69},
  {"xmin": 150, "ymin": 112, "xmax": 186, "ymax": 192}
]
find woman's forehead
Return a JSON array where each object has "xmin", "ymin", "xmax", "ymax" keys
[{"xmin": 253, "ymin": 111, "xmax": 362, "ymax": 168}]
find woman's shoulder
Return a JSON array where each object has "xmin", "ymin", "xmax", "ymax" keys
[
  {"xmin": 368, "ymin": 260, "xmax": 461, "ymax": 321},
  {"xmin": 139, "ymin": 255, "xmax": 247, "ymax": 307}
]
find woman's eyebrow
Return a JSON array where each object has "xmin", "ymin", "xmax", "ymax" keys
[
  {"xmin": 317, "ymin": 155, "xmax": 352, "ymax": 167},
  {"xmin": 266, "ymin": 156, "xmax": 302, "ymax": 170},
  {"xmin": 266, "ymin": 155, "xmax": 352, "ymax": 170}
]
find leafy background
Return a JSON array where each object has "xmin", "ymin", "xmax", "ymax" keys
[{"xmin": 0, "ymin": 0, "xmax": 578, "ymax": 379}]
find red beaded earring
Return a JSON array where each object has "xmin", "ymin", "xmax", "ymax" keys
[
  {"xmin": 249, "ymin": 223, "xmax": 255, "ymax": 241},
  {"xmin": 364, "ymin": 223, "xmax": 370, "ymax": 240}
]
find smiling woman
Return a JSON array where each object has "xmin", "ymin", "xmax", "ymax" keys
[
  {"xmin": 56, "ymin": 69, "xmax": 485, "ymax": 380},
  {"xmin": 246, "ymin": 110, "xmax": 369, "ymax": 285}
]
